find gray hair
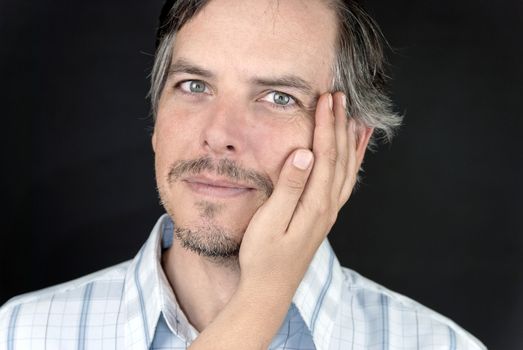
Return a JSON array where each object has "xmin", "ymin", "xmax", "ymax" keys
[{"xmin": 149, "ymin": 0, "xmax": 402, "ymax": 148}]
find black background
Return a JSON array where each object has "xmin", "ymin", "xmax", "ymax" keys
[{"xmin": 1, "ymin": 1, "xmax": 522, "ymax": 349}]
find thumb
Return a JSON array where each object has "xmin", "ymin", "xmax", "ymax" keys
[{"xmin": 253, "ymin": 149, "xmax": 314, "ymax": 233}]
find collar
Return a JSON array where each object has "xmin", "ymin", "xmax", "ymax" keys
[
  {"xmin": 292, "ymin": 238, "xmax": 344, "ymax": 350},
  {"xmin": 122, "ymin": 214, "xmax": 197, "ymax": 349},
  {"xmin": 122, "ymin": 214, "xmax": 343, "ymax": 350}
]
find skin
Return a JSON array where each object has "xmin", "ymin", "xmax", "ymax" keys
[{"xmin": 152, "ymin": 0, "xmax": 373, "ymax": 347}]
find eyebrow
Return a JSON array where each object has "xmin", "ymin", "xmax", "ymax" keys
[
  {"xmin": 167, "ymin": 58, "xmax": 215, "ymax": 78},
  {"xmin": 250, "ymin": 75, "xmax": 315, "ymax": 97}
]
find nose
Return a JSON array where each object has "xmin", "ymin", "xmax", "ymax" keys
[{"xmin": 200, "ymin": 98, "xmax": 245, "ymax": 156}]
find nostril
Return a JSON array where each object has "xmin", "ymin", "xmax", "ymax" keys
[{"xmin": 226, "ymin": 145, "xmax": 234, "ymax": 151}]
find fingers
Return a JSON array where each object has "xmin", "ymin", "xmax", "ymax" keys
[
  {"xmin": 315, "ymin": 91, "xmax": 358, "ymax": 209},
  {"xmin": 288, "ymin": 92, "xmax": 360, "ymax": 238},
  {"xmin": 299, "ymin": 93, "xmax": 337, "ymax": 203},
  {"xmin": 332, "ymin": 92, "xmax": 350, "ymax": 206},
  {"xmin": 252, "ymin": 149, "xmax": 314, "ymax": 233},
  {"xmin": 254, "ymin": 92, "xmax": 359, "ymax": 246},
  {"xmin": 339, "ymin": 119, "xmax": 358, "ymax": 205},
  {"xmin": 286, "ymin": 93, "xmax": 338, "ymax": 242}
]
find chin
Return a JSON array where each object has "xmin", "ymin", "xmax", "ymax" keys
[
  {"xmin": 183, "ymin": 209, "xmax": 251, "ymax": 238},
  {"xmin": 168, "ymin": 208, "xmax": 251, "ymax": 260}
]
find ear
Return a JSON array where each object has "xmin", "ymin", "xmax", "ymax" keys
[
  {"xmin": 354, "ymin": 125, "xmax": 374, "ymax": 169},
  {"xmin": 151, "ymin": 130, "xmax": 157, "ymax": 153}
]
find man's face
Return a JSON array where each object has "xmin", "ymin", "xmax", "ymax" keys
[{"xmin": 153, "ymin": 0, "xmax": 338, "ymax": 257}]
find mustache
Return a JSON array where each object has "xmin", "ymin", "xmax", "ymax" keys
[{"xmin": 167, "ymin": 156, "xmax": 273, "ymax": 197}]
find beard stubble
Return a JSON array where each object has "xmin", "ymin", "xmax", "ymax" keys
[{"xmin": 157, "ymin": 156, "xmax": 274, "ymax": 264}]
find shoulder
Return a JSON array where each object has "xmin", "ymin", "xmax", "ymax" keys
[
  {"xmin": 335, "ymin": 267, "xmax": 487, "ymax": 350},
  {"xmin": 0, "ymin": 261, "xmax": 130, "ymax": 349},
  {"xmin": 1, "ymin": 261, "xmax": 130, "ymax": 311}
]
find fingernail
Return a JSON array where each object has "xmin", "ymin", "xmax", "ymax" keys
[
  {"xmin": 342, "ymin": 94, "xmax": 347, "ymax": 109},
  {"xmin": 293, "ymin": 150, "xmax": 313, "ymax": 170},
  {"xmin": 328, "ymin": 94, "xmax": 333, "ymax": 111}
]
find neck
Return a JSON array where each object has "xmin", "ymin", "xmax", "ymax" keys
[{"xmin": 161, "ymin": 239, "xmax": 241, "ymax": 332}]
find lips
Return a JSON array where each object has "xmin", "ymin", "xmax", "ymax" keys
[{"xmin": 183, "ymin": 175, "xmax": 254, "ymax": 198}]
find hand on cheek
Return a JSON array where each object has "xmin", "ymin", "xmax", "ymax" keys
[{"xmin": 238, "ymin": 91, "xmax": 360, "ymax": 293}]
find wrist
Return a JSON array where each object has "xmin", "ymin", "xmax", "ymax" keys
[{"xmin": 234, "ymin": 276, "xmax": 296, "ymax": 323}]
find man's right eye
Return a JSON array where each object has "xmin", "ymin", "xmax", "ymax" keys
[{"xmin": 178, "ymin": 80, "xmax": 209, "ymax": 94}]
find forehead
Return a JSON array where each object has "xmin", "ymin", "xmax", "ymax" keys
[{"xmin": 172, "ymin": 0, "xmax": 338, "ymax": 88}]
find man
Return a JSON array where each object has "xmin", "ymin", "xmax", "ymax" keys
[{"xmin": 0, "ymin": 0, "xmax": 486, "ymax": 349}]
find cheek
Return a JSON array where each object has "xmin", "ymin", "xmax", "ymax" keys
[
  {"xmin": 247, "ymin": 116, "xmax": 314, "ymax": 185},
  {"xmin": 154, "ymin": 106, "xmax": 200, "ymax": 172}
]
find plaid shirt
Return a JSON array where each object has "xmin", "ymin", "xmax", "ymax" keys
[{"xmin": 0, "ymin": 214, "xmax": 486, "ymax": 349}]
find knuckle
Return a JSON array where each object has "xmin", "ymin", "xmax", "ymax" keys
[
  {"xmin": 339, "ymin": 152, "xmax": 348, "ymax": 168},
  {"xmin": 338, "ymin": 193, "xmax": 350, "ymax": 208},
  {"xmin": 284, "ymin": 176, "xmax": 306, "ymax": 192},
  {"xmin": 329, "ymin": 210, "xmax": 339, "ymax": 226},
  {"xmin": 326, "ymin": 147, "xmax": 338, "ymax": 165},
  {"xmin": 313, "ymin": 200, "xmax": 330, "ymax": 217}
]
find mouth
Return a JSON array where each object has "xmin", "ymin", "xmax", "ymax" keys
[{"xmin": 182, "ymin": 175, "xmax": 255, "ymax": 198}]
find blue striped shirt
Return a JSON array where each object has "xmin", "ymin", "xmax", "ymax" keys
[{"xmin": 0, "ymin": 214, "xmax": 486, "ymax": 349}]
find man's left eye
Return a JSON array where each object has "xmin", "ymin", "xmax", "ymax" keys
[{"xmin": 261, "ymin": 91, "xmax": 297, "ymax": 108}]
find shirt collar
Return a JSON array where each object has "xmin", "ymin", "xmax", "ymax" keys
[
  {"xmin": 122, "ymin": 214, "xmax": 343, "ymax": 350},
  {"xmin": 122, "ymin": 214, "xmax": 196, "ymax": 349},
  {"xmin": 293, "ymin": 238, "xmax": 344, "ymax": 350},
  {"xmin": 156, "ymin": 217, "xmax": 199, "ymax": 342}
]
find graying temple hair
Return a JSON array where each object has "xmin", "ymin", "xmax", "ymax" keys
[{"xmin": 149, "ymin": 0, "xmax": 402, "ymax": 148}]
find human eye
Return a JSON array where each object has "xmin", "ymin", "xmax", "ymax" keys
[
  {"xmin": 176, "ymin": 80, "xmax": 210, "ymax": 94},
  {"xmin": 259, "ymin": 91, "xmax": 298, "ymax": 110}
]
